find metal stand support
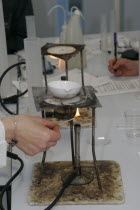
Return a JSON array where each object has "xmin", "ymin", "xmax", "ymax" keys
[{"xmin": 92, "ymin": 108, "xmax": 102, "ymax": 190}]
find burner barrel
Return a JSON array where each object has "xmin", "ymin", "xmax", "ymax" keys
[{"xmin": 74, "ymin": 124, "xmax": 81, "ymax": 172}]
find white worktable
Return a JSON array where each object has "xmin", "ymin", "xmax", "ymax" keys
[
  {"xmin": 1, "ymin": 31, "xmax": 140, "ymax": 210},
  {"xmin": 11, "ymin": 91, "xmax": 140, "ymax": 210}
]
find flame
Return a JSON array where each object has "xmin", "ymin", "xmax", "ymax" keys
[
  {"xmin": 48, "ymin": 55, "xmax": 58, "ymax": 59},
  {"xmin": 74, "ymin": 108, "xmax": 81, "ymax": 119},
  {"xmin": 58, "ymin": 59, "xmax": 65, "ymax": 70}
]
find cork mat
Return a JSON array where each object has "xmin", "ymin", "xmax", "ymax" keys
[
  {"xmin": 47, "ymin": 108, "xmax": 94, "ymax": 128},
  {"xmin": 28, "ymin": 160, "xmax": 125, "ymax": 205}
]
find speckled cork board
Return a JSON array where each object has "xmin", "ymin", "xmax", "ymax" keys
[{"xmin": 28, "ymin": 160, "xmax": 125, "ymax": 205}]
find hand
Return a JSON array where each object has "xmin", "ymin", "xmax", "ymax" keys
[
  {"xmin": 108, "ymin": 58, "xmax": 139, "ymax": 76},
  {"xmin": 1, "ymin": 115, "xmax": 61, "ymax": 156}
]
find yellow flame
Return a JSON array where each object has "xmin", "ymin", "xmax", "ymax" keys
[
  {"xmin": 74, "ymin": 108, "xmax": 81, "ymax": 118},
  {"xmin": 48, "ymin": 55, "xmax": 58, "ymax": 59}
]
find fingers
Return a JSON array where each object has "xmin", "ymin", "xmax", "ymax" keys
[
  {"xmin": 13, "ymin": 115, "xmax": 61, "ymax": 156},
  {"xmin": 113, "ymin": 70, "xmax": 123, "ymax": 77},
  {"xmin": 26, "ymin": 116, "xmax": 61, "ymax": 142},
  {"xmin": 108, "ymin": 58, "xmax": 129, "ymax": 76},
  {"xmin": 2, "ymin": 114, "xmax": 61, "ymax": 156},
  {"xmin": 43, "ymin": 127, "xmax": 61, "ymax": 143},
  {"xmin": 41, "ymin": 118, "xmax": 59, "ymax": 129},
  {"xmin": 41, "ymin": 118, "xmax": 61, "ymax": 141},
  {"xmin": 108, "ymin": 59, "xmax": 116, "ymax": 73},
  {"xmin": 108, "ymin": 58, "xmax": 122, "ymax": 72},
  {"xmin": 108, "ymin": 58, "xmax": 139, "ymax": 77},
  {"xmin": 16, "ymin": 134, "xmax": 58, "ymax": 156}
]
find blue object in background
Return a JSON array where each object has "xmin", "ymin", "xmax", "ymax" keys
[
  {"xmin": 42, "ymin": 58, "xmax": 54, "ymax": 75},
  {"xmin": 56, "ymin": 0, "xmax": 69, "ymax": 36},
  {"xmin": 56, "ymin": 0, "xmax": 83, "ymax": 36}
]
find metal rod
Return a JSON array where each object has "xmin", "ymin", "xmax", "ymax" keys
[
  {"xmin": 80, "ymin": 50, "xmax": 86, "ymax": 95},
  {"xmin": 92, "ymin": 108, "xmax": 102, "ymax": 190},
  {"xmin": 65, "ymin": 60, "xmax": 68, "ymax": 80},
  {"xmin": 37, "ymin": 151, "xmax": 47, "ymax": 184},
  {"xmin": 8, "ymin": 145, "xmax": 12, "ymax": 179},
  {"xmin": 70, "ymin": 110, "xmax": 75, "ymax": 166},
  {"xmin": 38, "ymin": 109, "xmax": 46, "ymax": 184},
  {"xmin": 16, "ymin": 60, "xmax": 21, "ymax": 115},
  {"xmin": 42, "ymin": 55, "xmax": 48, "ymax": 91},
  {"xmin": 74, "ymin": 124, "xmax": 81, "ymax": 175}
]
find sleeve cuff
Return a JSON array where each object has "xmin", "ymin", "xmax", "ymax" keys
[{"xmin": 0, "ymin": 120, "xmax": 7, "ymax": 168}]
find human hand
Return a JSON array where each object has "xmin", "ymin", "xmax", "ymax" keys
[
  {"xmin": 108, "ymin": 58, "xmax": 139, "ymax": 76},
  {"xmin": 1, "ymin": 115, "xmax": 61, "ymax": 156}
]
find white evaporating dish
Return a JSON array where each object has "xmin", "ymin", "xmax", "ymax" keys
[{"xmin": 48, "ymin": 80, "xmax": 82, "ymax": 98}]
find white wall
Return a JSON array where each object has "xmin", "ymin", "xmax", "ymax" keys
[
  {"xmin": 82, "ymin": 0, "xmax": 114, "ymax": 34},
  {"xmin": 123, "ymin": 0, "xmax": 140, "ymax": 31},
  {"xmin": 31, "ymin": 0, "xmax": 57, "ymax": 37},
  {"xmin": 32, "ymin": 0, "xmax": 140, "ymax": 37}
]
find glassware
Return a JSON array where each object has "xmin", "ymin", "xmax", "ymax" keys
[
  {"xmin": 86, "ymin": 117, "xmax": 112, "ymax": 160},
  {"xmin": 124, "ymin": 109, "xmax": 140, "ymax": 144}
]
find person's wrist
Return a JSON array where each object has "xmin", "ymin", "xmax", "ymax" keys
[
  {"xmin": 1, "ymin": 116, "xmax": 16, "ymax": 143},
  {"xmin": 130, "ymin": 60, "xmax": 139, "ymax": 75}
]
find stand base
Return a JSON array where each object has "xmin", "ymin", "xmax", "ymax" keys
[
  {"xmin": 28, "ymin": 160, "xmax": 125, "ymax": 205},
  {"xmin": 61, "ymin": 170, "xmax": 94, "ymax": 185}
]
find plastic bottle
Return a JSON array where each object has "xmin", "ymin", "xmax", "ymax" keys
[
  {"xmin": 59, "ymin": 23, "xmax": 67, "ymax": 44},
  {"xmin": 66, "ymin": 6, "xmax": 87, "ymax": 70},
  {"xmin": 66, "ymin": 7, "xmax": 84, "ymax": 44},
  {"xmin": 48, "ymin": 5, "xmax": 67, "ymax": 44},
  {"xmin": 48, "ymin": 5, "xmax": 67, "ymax": 70}
]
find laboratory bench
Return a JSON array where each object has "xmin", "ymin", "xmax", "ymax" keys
[{"xmin": 1, "ymin": 30, "xmax": 140, "ymax": 210}]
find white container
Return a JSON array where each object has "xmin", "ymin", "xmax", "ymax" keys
[
  {"xmin": 66, "ymin": 7, "xmax": 87, "ymax": 70},
  {"xmin": 48, "ymin": 80, "xmax": 81, "ymax": 98},
  {"xmin": 59, "ymin": 23, "xmax": 67, "ymax": 44},
  {"xmin": 66, "ymin": 9, "xmax": 84, "ymax": 44},
  {"xmin": 48, "ymin": 5, "xmax": 67, "ymax": 44}
]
